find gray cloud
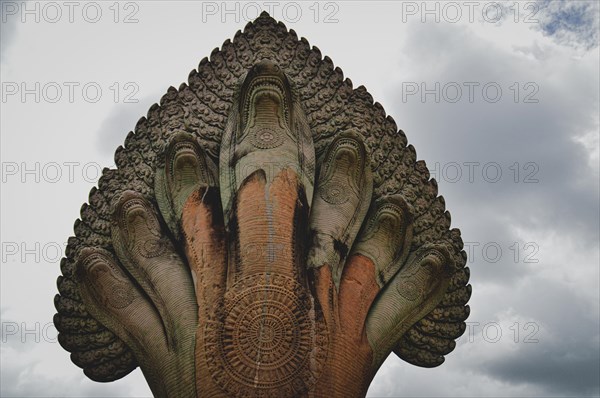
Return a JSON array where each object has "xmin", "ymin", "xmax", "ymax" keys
[
  {"xmin": 474, "ymin": 278, "xmax": 600, "ymax": 396},
  {"xmin": 0, "ymin": 0, "xmax": 20, "ymax": 60},
  {"xmin": 0, "ymin": 310, "xmax": 147, "ymax": 397},
  {"xmin": 372, "ymin": 16, "xmax": 600, "ymax": 398},
  {"xmin": 389, "ymin": 21, "xmax": 599, "ymax": 246},
  {"xmin": 95, "ymin": 94, "xmax": 162, "ymax": 158}
]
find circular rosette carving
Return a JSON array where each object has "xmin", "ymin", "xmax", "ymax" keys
[
  {"xmin": 108, "ymin": 284, "xmax": 136, "ymax": 309},
  {"xmin": 249, "ymin": 127, "xmax": 284, "ymax": 149},
  {"xmin": 205, "ymin": 274, "xmax": 328, "ymax": 397},
  {"xmin": 319, "ymin": 181, "xmax": 349, "ymax": 205}
]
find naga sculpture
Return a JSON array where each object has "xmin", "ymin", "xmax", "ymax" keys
[{"xmin": 54, "ymin": 12, "xmax": 471, "ymax": 398}]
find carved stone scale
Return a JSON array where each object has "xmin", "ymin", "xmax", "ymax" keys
[{"xmin": 54, "ymin": 12, "xmax": 471, "ymax": 398}]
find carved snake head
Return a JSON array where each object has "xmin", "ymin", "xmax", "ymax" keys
[{"xmin": 239, "ymin": 60, "xmax": 293, "ymax": 135}]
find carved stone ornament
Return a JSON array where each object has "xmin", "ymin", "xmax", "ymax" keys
[{"xmin": 54, "ymin": 12, "xmax": 471, "ymax": 398}]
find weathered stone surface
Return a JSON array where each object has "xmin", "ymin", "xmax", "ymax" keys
[{"xmin": 54, "ymin": 12, "xmax": 471, "ymax": 397}]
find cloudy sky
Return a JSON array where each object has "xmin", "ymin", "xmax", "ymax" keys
[{"xmin": 1, "ymin": 0, "xmax": 599, "ymax": 397}]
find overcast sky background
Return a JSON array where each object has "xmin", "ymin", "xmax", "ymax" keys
[{"xmin": 1, "ymin": 0, "xmax": 599, "ymax": 397}]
